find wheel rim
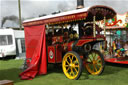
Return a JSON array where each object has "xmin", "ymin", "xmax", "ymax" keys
[
  {"xmin": 85, "ymin": 51, "xmax": 103, "ymax": 75},
  {"xmin": 62, "ymin": 53, "xmax": 80, "ymax": 80}
]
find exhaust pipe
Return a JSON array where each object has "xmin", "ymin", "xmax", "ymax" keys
[{"xmin": 77, "ymin": 0, "xmax": 84, "ymax": 37}]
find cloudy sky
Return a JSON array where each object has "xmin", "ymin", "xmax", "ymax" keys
[{"xmin": 0, "ymin": 0, "xmax": 128, "ymax": 27}]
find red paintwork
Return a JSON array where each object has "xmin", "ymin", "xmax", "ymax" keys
[
  {"xmin": 52, "ymin": 36, "xmax": 63, "ymax": 44},
  {"xmin": 67, "ymin": 41, "xmax": 74, "ymax": 51},
  {"xmin": 76, "ymin": 39, "xmax": 93, "ymax": 46},
  {"xmin": 81, "ymin": 35, "xmax": 105, "ymax": 39},
  {"xmin": 56, "ymin": 45, "xmax": 62, "ymax": 63},
  {"xmin": 23, "ymin": 12, "xmax": 87, "ymax": 27},
  {"xmin": 48, "ymin": 46, "xmax": 56, "ymax": 63},
  {"xmin": 20, "ymin": 25, "xmax": 47, "ymax": 80},
  {"xmin": 76, "ymin": 35, "xmax": 105, "ymax": 46},
  {"xmin": 105, "ymin": 58, "xmax": 128, "ymax": 64},
  {"xmin": 80, "ymin": 56, "xmax": 83, "ymax": 59},
  {"xmin": 48, "ymin": 45, "xmax": 62, "ymax": 63}
]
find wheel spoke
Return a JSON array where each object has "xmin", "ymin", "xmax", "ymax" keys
[
  {"xmin": 66, "ymin": 60, "xmax": 70, "ymax": 65},
  {"xmin": 71, "ymin": 68, "xmax": 75, "ymax": 76},
  {"xmin": 86, "ymin": 61, "xmax": 93, "ymax": 64},
  {"xmin": 92, "ymin": 53, "xmax": 95, "ymax": 60},
  {"xmin": 64, "ymin": 65, "xmax": 69, "ymax": 67},
  {"xmin": 71, "ymin": 55, "xmax": 74, "ymax": 60},
  {"xmin": 73, "ymin": 67, "xmax": 78, "ymax": 74},
  {"xmin": 68, "ymin": 56, "xmax": 72, "ymax": 63},
  {"xmin": 96, "ymin": 56, "xmax": 101, "ymax": 61},
  {"xmin": 97, "ymin": 63, "xmax": 102, "ymax": 68},
  {"xmin": 70, "ymin": 71, "xmax": 72, "ymax": 75},
  {"xmin": 92, "ymin": 64, "xmax": 96, "ymax": 72},
  {"xmin": 73, "ymin": 60, "xmax": 78, "ymax": 64},
  {"xmin": 95, "ymin": 63, "xmax": 101, "ymax": 70},
  {"xmin": 74, "ymin": 64, "xmax": 79, "ymax": 67},
  {"xmin": 92, "ymin": 64, "xmax": 95, "ymax": 72},
  {"xmin": 94, "ymin": 64, "xmax": 98, "ymax": 72},
  {"xmin": 88, "ymin": 56, "xmax": 93, "ymax": 62},
  {"xmin": 66, "ymin": 67, "xmax": 70, "ymax": 72},
  {"xmin": 91, "ymin": 54, "xmax": 94, "ymax": 60},
  {"xmin": 94, "ymin": 53, "xmax": 98, "ymax": 60},
  {"xmin": 69, "ymin": 67, "xmax": 73, "ymax": 76}
]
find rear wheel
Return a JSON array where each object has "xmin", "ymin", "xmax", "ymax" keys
[
  {"xmin": 84, "ymin": 49, "xmax": 105, "ymax": 75},
  {"xmin": 62, "ymin": 51, "xmax": 82, "ymax": 80}
]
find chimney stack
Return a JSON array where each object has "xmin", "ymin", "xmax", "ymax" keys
[
  {"xmin": 77, "ymin": 0, "xmax": 84, "ymax": 38},
  {"xmin": 77, "ymin": 0, "xmax": 84, "ymax": 9}
]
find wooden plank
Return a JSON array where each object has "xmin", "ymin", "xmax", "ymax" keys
[{"xmin": 0, "ymin": 80, "xmax": 13, "ymax": 85}]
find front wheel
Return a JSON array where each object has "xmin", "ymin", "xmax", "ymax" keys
[
  {"xmin": 84, "ymin": 49, "xmax": 105, "ymax": 75},
  {"xmin": 62, "ymin": 51, "xmax": 83, "ymax": 80}
]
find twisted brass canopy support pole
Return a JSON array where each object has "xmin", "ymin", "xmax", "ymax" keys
[
  {"xmin": 93, "ymin": 16, "xmax": 96, "ymax": 37},
  {"xmin": 104, "ymin": 16, "xmax": 106, "ymax": 37}
]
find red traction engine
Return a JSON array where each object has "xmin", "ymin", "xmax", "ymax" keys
[
  {"xmin": 22, "ymin": 5, "xmax": 116, "ymax": 80},
  {"xmin": 46, "ymin": 24, "xmax": 106, "ymax": 80}
]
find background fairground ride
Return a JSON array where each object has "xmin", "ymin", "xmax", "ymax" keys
[{"xmin": 97, "ymin": 12, "xmax": 128, "ymax": 64}]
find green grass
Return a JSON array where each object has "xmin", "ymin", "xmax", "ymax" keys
[{"xmin": 0, "ymin": 59, "xmax": 128, "ymax": 85}]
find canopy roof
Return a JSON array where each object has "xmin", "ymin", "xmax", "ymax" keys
[{"xmin": 23, "ymin": 5, "xmax": 116, "ymax": 27}]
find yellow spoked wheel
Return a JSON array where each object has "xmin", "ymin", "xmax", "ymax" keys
[
  {"xmin": 62, "ymin": 51, "xmax": 82, "ymax": 80},
  {"xmin": 84, "ymin": 50, "xmax": 105, "ymax": 75}
]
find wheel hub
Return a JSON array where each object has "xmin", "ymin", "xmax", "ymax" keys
[
  {"xmin": 69, "ymin": 63, "xmax": 75, "ymax": 67},
  {"xmin": 93, "ymin": 60, "xmax": 97, "ymax": 64}
]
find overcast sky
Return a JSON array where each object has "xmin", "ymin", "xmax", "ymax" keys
[{"xmin": 0, "ymin": 0, "xmax": 128, "ymax": 27}]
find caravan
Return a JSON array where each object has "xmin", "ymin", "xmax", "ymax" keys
[{"xmin": 0, "ymin": 29, "xmax": 16, "ymax": 58}]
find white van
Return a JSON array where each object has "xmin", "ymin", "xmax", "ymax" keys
[{"xmin": 0, "ymin": 29, "xmax": 16, "ymax": 58}]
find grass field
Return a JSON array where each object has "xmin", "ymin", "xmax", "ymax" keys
[{"xmin": 0, "ymin": 59, "xmax": 128, "ymax": 85}]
